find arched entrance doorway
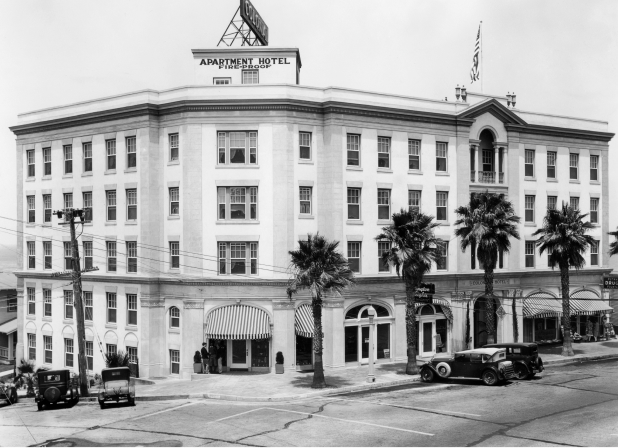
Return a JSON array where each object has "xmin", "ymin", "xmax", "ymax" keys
[
  {"xmin": 416, "ymin": 304, "xmax": 449, "ymax": 357},
  {"xmin": 344, "ymin": 304, "xmax": 393, "ymax": 364},
  {"xmin": 474, "ymin": 296, "xmax": 500, "ymax": 348}
]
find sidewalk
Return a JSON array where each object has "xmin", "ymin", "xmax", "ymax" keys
[{"xmin": 539, "ymin": 338, "xmax": 618, "ymax": 365}]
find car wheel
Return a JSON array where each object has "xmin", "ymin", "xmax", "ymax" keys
[
  {"xmin": 513, "ymin": 363, "xmax": 529, "ymax": 380},
  {"xmin": 37, "ymin": 403, "xmax": 43, "ymax": 411},
  {"xmin": 482, "ymin": 370, "xmax": 499, "ymax": 386},
  {"xmin": 128, "ymin": 397, "xmax": 135, "ymax": 406},
  {"xmin": 99, "ymin": 401, "xmax": 105, "ymax": 409},
  {"xmin": 420, "ymin": 368, "xmax": 435, "ymax": 383}
]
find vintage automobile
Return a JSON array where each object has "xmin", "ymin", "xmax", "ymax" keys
[
  {"xmin": 35, "ymin": 370, "xmax": 79, "ymax": 410},
  {"xmin": 484, "ymin": 343, "xmax": 544, "ymax": 380},
  {"xmin": 98, "ymin": 367, "xmax": 135, "ymax": 408},
  {"xmin": 0, "ymin": 381, "xmax": 18, "ymax": 405},
  {"xmin": 420, "ymin": 347, "xmax": 515, "ymax": 386}
]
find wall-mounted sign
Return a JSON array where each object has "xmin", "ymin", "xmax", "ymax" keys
[
  {"xmin": 199, "ymin": 57, "xmax": 290, "ymax": 70},
  {"xmin": 240, "ymin": 0, "xmax": 269, "ymax": 46},
  {"xmin": 603, "ymin": 277, "xmax": 618, "ymax": 289},
  {"xmin": 466, "ymin": 278, "xmax": 511, "ymax": 286},
  {"xmin": 414, "ymin": 283, "xmax": 435, "ymax": 304}
]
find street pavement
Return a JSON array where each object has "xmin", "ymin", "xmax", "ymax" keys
[{"xmin": 2, "ymin": 359, "xmax": 618, "ymax": 447}]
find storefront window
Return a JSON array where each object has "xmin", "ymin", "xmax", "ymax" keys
[
  {"xmin": 377, "ymin": 324, "xmax": 390, "ymax": 359},
  {"xmin": 251, "ymin": 339, "xmax": 269, "ymax": 367},
  {"xmin": 344, "ymin": 326, "xmax": 358, "ymax": 362},
  {"xmin": 296, "ymin": 336, "xmax": 313, "ymax": 366},
  {"xmin": 344, "ymin": 303, "xmax": 393, "ymax": 363}
]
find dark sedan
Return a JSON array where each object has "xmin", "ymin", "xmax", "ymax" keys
[{"xmin": 484, "ymin": 343, "xmax": 544, "ymax": 379}]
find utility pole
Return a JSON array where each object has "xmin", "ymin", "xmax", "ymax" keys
[{"xmin": 55, "ymin": 208, "xmax": 91, "ymax": 397}]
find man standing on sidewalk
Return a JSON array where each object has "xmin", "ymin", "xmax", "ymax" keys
[{"xmin": 201, "ymin": 343, "xmax": 210, "ymax": 374}]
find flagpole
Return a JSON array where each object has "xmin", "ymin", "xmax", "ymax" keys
[{"xmin": 480, "ymin": 21, "xmax": 483, "ymax": 93}]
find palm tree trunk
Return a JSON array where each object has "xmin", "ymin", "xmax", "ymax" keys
[
  {"xmin": 512, "ymin": 295, "xmax": 519, "ymax": 343},
  {"xmin": 465, "ymin": 301, "xmax": 471, "ymax": 349},
  {"xmin": 484, "ymin": 267, "xmax": 496, "ymax": 344},
  {"xmin": 404, "ymin": 276, "xmax": 419, "ymax": 375},
  {"xmin": 312, "ymin": 293, "xmax": 327, "ymax": 388},
  {"xmin": 560, "ymin": 266, "xmax": 575, "ymax": 356}
]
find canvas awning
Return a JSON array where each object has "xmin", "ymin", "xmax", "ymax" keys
[
  {"xmin": 523, "ymin": 293, "xmax": 562, "ymax": 319},
  {"xmin": 569, "ymin": 291, "xmax": 613, "ymax": 316},
  {"xmin": 415, "ymin": 298, "xmax": 453, "ymax": 324},
  {"xmin": 205, "ymin": 305, "xmax": 271, "ymax": 340},
  {"xmin": 0, "ymin": 318, "xmax": 17, "ymax": 335},
  {"xmin": 295, "ymin": 304, "xmax": 313, "ymax": 338},
  {"xmin": 524, "ymin": 292, "xmax": 613, "ymax": 318}
]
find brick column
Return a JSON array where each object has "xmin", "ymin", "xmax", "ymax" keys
[
  {"xmin": 272, "ymin": 300, "xmax": 295, "ymax": 370},
  {"xmin": 394, "ymin": 297, "xmax": 407, "ymax": 361},
  {"xmin": 182, "ymin": 299, "xmax": 205, "ymax": 379},
  {"xmin": 139, "ymin": 294, "xmax": 166, "ymax": 378},
  {"xmin": 322, "ymin": 299, "xmax": 344, "ymax": 368}
]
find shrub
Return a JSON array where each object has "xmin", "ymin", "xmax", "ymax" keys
[
  {"xmin": 276, "ymin": 352, "xmax": 284, "ymax": 364},
  {"xmin": 104, "ymin": 350, "xmax": 131, "ymax": 368}
]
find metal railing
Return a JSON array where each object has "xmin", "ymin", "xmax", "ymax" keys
[
  {"xmin": 470, "ymin": 171, "xmax": 506, "ymax": 184},
  {"xmin": 0, "ymin": 347, "xmax": 8, "ymax": 359},
  {"xmin": 499, "ymin": 172, "xmax": 505, "ymax": 184}
]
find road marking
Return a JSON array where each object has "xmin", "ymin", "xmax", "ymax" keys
[
  {"xmin": 263, "ymin": 407, "xmax": 434, "ymax": 436},
  {"xmin": 132, "ymin": 402, "xmax": 199, "ymax": 420},
  {"xmin": 212, "ymin": 408, "xmax": 265, "ymax": 423},
  {"xmin": 328, "ymin": 397, "xmax": 482, "ymax": 417}
]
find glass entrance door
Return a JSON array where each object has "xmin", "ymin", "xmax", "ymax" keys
[
  {"xmin": 231, "ymin": 339, "xmax": 248, "ymax": 369},
  {"xmin": 420, "ymin": 321, "xmax": 434, "ymax": 357},
  {"xmin": 361, "ymin": 326, "xmax": 370, "ymax": 363}
]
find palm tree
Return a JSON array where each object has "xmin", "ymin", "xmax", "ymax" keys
[
  {"xmin": 14, "ymin": 359, "xmax": 48, "ymax": 397},
  {"xmin": 454, "ymin": 192, "xmax": 520, "ymax": 345},
  {"xmin": 375, "ymin": 208, "xmax": 441, "ymax": 375},
  {"xmin": 287, "ymin": 233, "xmax": 356, "ymax": 388},
  {"xmin": 609, "ymin": 227, "xmax": 618, "ymax": 257},
  {"xmin": 104, "ymin": 350, "xmax": 131, "ymax": 368},
  {"xmin": 533, "ymin": 202, "xmax": 595, "ymax": 357}
]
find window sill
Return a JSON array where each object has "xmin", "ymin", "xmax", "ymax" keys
[
  {"xmin": 377, "ymin": 168, "xmax": 393, "ymax": 173},
  {"xmin": 63, "ymin": 319, "xmax": 74, "ymax": 325},
  {"xmin": 435, "ymin": 171, "xmax": 450, "ymax": 176},
  {"xmin": 62, "ymin": 174, "xmax": 73, "ymax": 179},
  {"xmin": 26, "ymin": 224, "xmax": 36, "ymax": 228},
  {"xmin": 298, "ymin": 159, "xmax": 314, "ymax": 165},
  {"xmin": 125, "ymin": 325, "xmax": 138, "ymax": 331},
  {"xmin": 437, "ymin": 221, "xmax": 450, "ymax": 226},
  {"xmin": 216, "ymin": 220, "xmax": 260, "ymax": 225},
  {"xmin": 26, "ymin": 315, "xmax": 36, "ymax": 321},
  {"xmin": 590, "ymin": 223, "xmax": 600, "ymax": 227},
  {"xmin": 167, "ymin": 160, "xmax": 180, "ymax": 166},
  {"xmin": 42, "ymin": 317, "xmax": 52, "ymax": 322},
  {"xmin": 83, "ymin": 223, "xmax": 93, "ymax": 227},
  {"xmin": 524, "ymin": 176, "xmax": 536, "ymax": 182},
  {"xmin": 105, "ymin": 222, "xmax": 117, "ymax": 226},
  {"xmin": 42, "ymin": 223, "xmax": 51, "ymax": 227},
  {"xmin": 547, "ymin": 178, "xmax": 558, "ymax": 183},
  {"xmin": 215, "ymin": 165, "xmax": 259, "ymax": 169},
  {"xmin": 42, "ymin": 175, "xmax": 52, "ymax": 181},
  {"xmin": 169, "ymin": 328, "xmax": 180, "ymax": 334},
  {"xmin": 124, "ymin": 168, "xmax": 137, "ymax": 173},
  {"xmin": 26, "ymin": 177, "xmax": 35, "ymax": 182},
  {"xmin": 105, "ymin": 170, "xmax": 117, "ymax": 175},
  {"xmin": 125, "ymin": 221, "xmax": 138, "ymax": 226},
  {"xmin": 85, "ymin": 321, "xmax": 93, "ymax": 327},
  {"xmin": 590, "ymin": 180, "xmax": 600, "ymax": 185},
  {"xmin": 346, "ymin": 220, "xmax": 364, "ymax": 225},
  {"xmin": 524, "ymin": 223, "xmax": 536, "ymax": 227},
  {"xmin": 346, "ymin": 166, "xmax": 363, "ymax": 171},
  {"xmin": 377, "ymin": 219, "xmax": 392, "ymax": 225},
  {"xmin": 105, "ymin": 323, "xmax": 118, "ymax": 329},
  {"xmin": 407, "ymin": 170, "xmax": 423, "ymax": 175},
  {"xmin": 569, "ymin": 179, "xmax": 580, "ymax": 184},
  {"xmin": 298, "ymin": 214, "xmax": 314, "ymax": 219},
  {"xmin": 168, "ymin": 215, "xmax": 180, "ymax": 220},
  {"xmin": 81, "ymin": 172, "xmax": 93, "ymax": 177}
]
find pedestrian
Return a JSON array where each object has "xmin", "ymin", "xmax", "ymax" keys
[
  {"xmin": 201, "ymin": 343, "xmax": 210, "ymax": 374},
  {"xmin": 217, "ymin": 343, "xmax": 224, "ymax": 374}
]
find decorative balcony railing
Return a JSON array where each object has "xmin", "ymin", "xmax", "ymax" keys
[
  {"xmin": 470, "ymin": 171, "xmax": 505, "ymax": 184},
  {"xmin": 0, "ymin": 347, "xmax": 8, "ymax": 359}
]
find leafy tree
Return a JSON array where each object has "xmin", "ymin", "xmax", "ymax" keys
[
  {"xmin": 609, "ymin": 227, "xmax": 618, "ymax": 257},
  {"xmin": 104, "ymin": 350, "xmax": 131, "ymax": 368},
  {"xmin": 287, "ymin": 234, "xmax": 356, "ymax": 388},
  {"xmin": 454, "ymin": 192, "xmax": 520, "ymax": 345},
  {"xmin": 375, "ymin": 209, "xmax": 441, "ymax": 374},
  {"xmin": 533, "ymin": 203, "xmax": 595, "ymax": 356},
  {"xmin": 14, "ymin": 359, "xmax": 48, "ymax": 397}
]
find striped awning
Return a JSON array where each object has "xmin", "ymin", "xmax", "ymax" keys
[
  {"xmin": 205, "ymin": 305, "xmax": 271, "ymax": 340},
  {"xmin": 570, "ymin": 291, "xmax": 613, "ymax": 316},
  {"xmin": 523, "ymin": 293, "xmax": 562, "ymax": 319},
  {"xmin": 415, "ymin": 299, "xmax": 453, "ymax": 324},
  {"xmin": 295, "ymin": 304, "xmax": 314, "ymax": 338}
]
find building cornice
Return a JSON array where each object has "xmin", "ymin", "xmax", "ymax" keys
[{"xmin": 504, "ymin": 123, "xmax": 614, "ymax": 143}]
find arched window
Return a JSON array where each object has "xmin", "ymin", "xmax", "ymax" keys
[
  {"xmin": 170, "ymin": 307, "xmax": 180, "ymax": 328},
  {"xmin": 345, "ymin": 304, "xmax": 390, "ymax": 320}
]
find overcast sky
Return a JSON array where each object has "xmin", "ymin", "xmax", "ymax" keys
[{"xmin": 0, "ymin": 0, "xmax": 616, "ymax": 262}]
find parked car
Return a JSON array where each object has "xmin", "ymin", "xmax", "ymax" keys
[
  {"xmin": 420, "ymin": 348, "xmax": 515, "ymax": 386},
  {"xmin": 484, "ymin": 343, "xmax": 544, "ymax": 380},
  {"xmin": 98, "ymin": 367, "xmax": 135, "ymax": 408},
  {"xmin": 35, "ymin": 370, "xmax": 79, "ymax": 411},
  {"xmin": 0, "ymin": 381, "xmax": 18, "ymax": 405}
]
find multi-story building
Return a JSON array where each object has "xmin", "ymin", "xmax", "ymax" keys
[{"xmin": 10, "ymin": 46, "xmax": 614, "ymax": 379}]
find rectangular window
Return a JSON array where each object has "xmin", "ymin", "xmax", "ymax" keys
[
  {"xmin": 217, "ymin": 187, "xmax": 258, "ymax": 220},
  {"xmin": 242, "ymin": 70, "xmax": 258, "ymax": 84},
  {"xmin": 107, "ymin": 292, "xmax": 117, "ymax": 323},
  {"xmin": 230, "ymin": 243, "xmax": 247, "ymax": 274},
  {"xmin": 170, "ymin": 242, "xmax": 179, "ymax": 269},
  {"xmin": 218, "ymin": 242, "xmax": 227, "ymax": 275},
  {"xmin": 106, "ymin": 190, "xmax": 116, "ymax": 221},
  {"xmin": 547, "ymin": 196, "xmax": 557, "ymax": 210},
  {"xmin": 27, "ymin": 241, "xmax": 35, "ymax": 269},
  {"xmin": 218, "ymin": 131, "xmax": 258, "ymax": 165},
  {"xmin": 525, "ymin": 241, "xmax": 536, "ymax": 268},
  {"xmin": 27, "ymin": 149, "xmax": 35, "ymax": 177},
  {"xmin": 28, "ymin": 287, "xmax": 36, "ymax": 315},
  {"xmin": 348, "ymin": 242, "xmax": 361, "ymax": 273},
  {"xmin": 28, "ymin": 334, "xmax": 36, "ymax": 361},
  {"xmin": 44, "ymin": 147, "xmax": 52, "ymax": 175},
  {"xmin": 44, "ymin": 336, "xmax": 52, "ymax": 364},
  {"xmin": 482, "ymin": 149, "xmax": 493, "ymax": 172},
  {"xmin": 408, "ymin": 190, "xmax": 421, "ymax": 212},
  {"xmin": 250, "ymin": 242, "xmax": 258, "ymax": 275},
  {"xmin": 107, "ymin": 241, "xmax": 117, "ymax": 272},
  {"xmin": 170, "ymin": 350, "xmax": 180, "ymax": 374},
  {"xmin": 64, "ymin": 193, "xmax": 73, "ymax": 210},
  {"xmin": 84, "ymin": 291, "xmax": 93, "ymax": 321},
  {"xmin": 64, "ymin": 290, "xmax": 74, "ymax": 320},
  {"xmin": 377, "ymin": 137, "xmax": 390, "ymax": 168},
  {"xmin": 83, "ymin": 142, "xmax": 92, "ymax": 172},
  {"xmin": 590, "ymin": 198, "xmax": 599, "ymax": 224},
  {"xmin": 65, "ymin": 338, "xmax": 74, "ymax": 367},
  {"xmin": 590, "ymin": 241, "xmax": 599, "ymax": 266},
  {"xmin": 43, "ymin": 241, "xmax": 52, "ymax": 269},
  {"xmin": 525, "ymin": 195, "xmax": 535, "ymax": 223},
  {"xmin": 525, "ymin": 150, "xmax": 535, "ymax": 177},
  {"xmin": 499, "ymin": 249, "xmax": 504, "ymax": 269},
  {"xmin": 347, "ymin": 188, "xmax": 361, "ymax": 220},
  {"xmin": 83, "ymin": 192, "xmax": 92, "ymax": 221},
  {"xmin": 377, "ymin": 189, "xmax": 390, "ymax": 220},
  {"xmin": 547, "ymin": 247, "xmax": 553, "ymax": 267},
  {"xmin": 127, "ymin": 294, "xmax": 138, "ymax": 326},
  {"xmin": 126, "ymin": 189, "xmax": 137, "ymax": 220},
  {"xmin": 126, "ymin": 136, "xmax": 137, "ymax": 168},
  {"xmin": 569, "ymin": 196, "xmax": 579, "ymax": 210},
  {"xmin": 347, "ymin": 134, "xmax": 360, "ymax": 166},
  {"xmin": 436, "ymin": 192, "xmax": 448, "ymax": 221},
  {"xmin": 218, "ymin": 132, "xmax": 225, "ymax": 164},
  {"xmin": 213, "ymin": 77, "xmax": 231, "ymax": 85},
  {"xmin": 127, "ymin": 346, "xmax": 138, "ymax": 364},
  {"xmin": 169, "ymin": 134, "xmax": 179, "ymax": 161},
  {"xmin": 590, "ymin": 155, "xmax": 599, "ymax": 181},
  {"xmin": 299, "ymin": 132, "xmax": 311, "ymax": 159},
  {"xmin": 127, "ymin": 242, "xmax": 137, "ymax": 273},
  {"xmin": 83, "ymin": 241, "xmax": 93, "ymax": 269},
  {"xmin": 64, "ymin": 145, "xmax": 73, "ymax": 174},
  {"xmin": 107, "ymin": 344, "xmax": 117, "ymax": 356},
  {"xmin": 7, "ymin": 298, "xmax": 16, "ymax": 312},
  {"xmin": 169, "ymin": 187, "xmax": 179, "ymax": 215},
  {"xmin": 299, "ymin": 187, "xmax": 312, "ymax": 215},
  {"xmin": 64, "ymin": 242, "xmax": 72, "ymax": 270},
  {"xmin": 43, "ymin": 289, "xmax": 51, "ymax": 317},
  {"xmin": 218, "ymin": 242, "xmax": 258, "ymax": 276},
  {"xmin": 570, "ymin": 153, "xmax": 579, "ymax": 179},
  {"xmin": 408, "ymin": 140, "xmax": 420, "ymax": 170},
  {"xmin": 436, "ymin": 240, "xmax": 448, "ymax": 271},
  {"xmin": 106, "ymin": 140, "xmax": 116, "ymax": 170},
  {"xmin": 547, "ymin": 151, "xmax": 556, "ymax": 179},
  {"xmin": 86, "ymin": 341, "xmax": 93, "ymax": 371},
  {"xmin": 27, "ymin": 195, "xmax": 35, "ymax": 223},
  {"xmin": 378, "ymin": 241, "xmax": 390, "ymax": 273},
  {"xmin": 43, "ymin": 194, "xmax": 52, "ymax": 223},
  {"xmin": 436, "ymin": 142, "xmax": 447, "ymax": 172}
]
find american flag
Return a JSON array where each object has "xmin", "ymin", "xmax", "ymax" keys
[{"xmin": 470, "ymin": 24, "xmax": 481, "ymax": 83}]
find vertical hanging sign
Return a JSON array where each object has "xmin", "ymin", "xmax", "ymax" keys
[{"xmin": 240, "ymin": 0, "xmax": 269, "ymax": 46}]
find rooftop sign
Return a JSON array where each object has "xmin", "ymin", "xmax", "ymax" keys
[{"xmin": 240, "ymin": 0, "xmax": 269, "ymax": 46}]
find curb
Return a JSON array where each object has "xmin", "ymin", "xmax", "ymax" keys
[{"xmin": 543, "ymin": 353, "xmax": 618, "ymax": 367}]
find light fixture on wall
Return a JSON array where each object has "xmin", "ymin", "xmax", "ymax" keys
[
  {"xmin": 506, "ymin": 92, "xmax": 512, "ymax": 107},
  {"xmin": 455, "ymin": 85, "xmax": 461, "ymax": 101},
  {"xmin": 511, "ymin": 92, "xmax": 517, "ymax": 108},
  {"xmin": 461, "ymin": 85, "xmax": 467, "ymax": 102}
]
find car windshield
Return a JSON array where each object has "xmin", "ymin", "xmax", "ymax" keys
[
  {"xmin": 43, "ymin": 374, "xmax": 61, "ymax": 382},
  {"xmin": 490, "ymin": 351, "xmax": 506, "ymax": 362}
]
